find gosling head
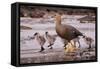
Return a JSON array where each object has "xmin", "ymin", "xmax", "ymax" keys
[
  {"xmin": 82, "ymin": 35, "xmax": 94, "ymax": 44},
  {"xmin": 28, "ymin": 32, "xmax": 39, "ymax": 40},
  {"xmin": 34, "ymin": 32, "xmax": 40, "ymax": 37},
  {"xmin": 34, "ymin": 32, "xmax": 38, "ymax": 35},
  {"xmin": 45, "ymin": 31, "xmax": 48, "ymax": 35}
]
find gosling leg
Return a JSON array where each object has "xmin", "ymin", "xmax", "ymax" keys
[
  {"xmin": 88, "ymin": 44, "xmax": 91, "ymax": 49},
  {"xmin": 39, "ymin": 46, "xmax": 45, "ymax": 52},
  {"xmin": 48, "ymin": 43, "xmax": 54, "ymax": 49}
]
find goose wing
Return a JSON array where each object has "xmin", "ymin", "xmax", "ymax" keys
[{"xmin": 63, "ymin": 24, "xmax": 83, "ymax": 36}]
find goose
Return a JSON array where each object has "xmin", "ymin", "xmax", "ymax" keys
[
  {"xmin": 33, "ymin": 32, "xmax": 46, "ymax": 52},
  {"xmin": 54, "ymin": 13, "xmax": 84, "ymax": 49},
  {"xmin": 45, "ymin": 32, "xmax": 56, "ymax": 49}
]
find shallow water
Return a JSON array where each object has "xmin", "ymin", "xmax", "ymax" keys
[{"xmin": 20, "ymin": 17, "xmax": 96, "ymax": 63}]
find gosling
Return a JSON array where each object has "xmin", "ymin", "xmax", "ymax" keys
[
  {"xmin": 45, "ymin": 32, "xmax": 56, "ymax": 49},
  {"xmin": 83, "ymin": 36, "xmax": 94, "ymax": 49},
  {"xmin": 33, "ymin": 32, "xmax": 46, "ymax": 52}
]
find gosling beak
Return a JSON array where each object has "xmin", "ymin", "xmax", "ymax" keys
[{"xmin": 29, "ymin": 36, "xmax": 35, "ymax": 40}]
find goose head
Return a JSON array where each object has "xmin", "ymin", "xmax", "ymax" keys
[
  {"xmin": 53, "ymin": 13, "xmax": 63, "ymax": 25},
  {"xmin": 46, "ymin": 9, "xmax": 62, "ymax": 24}
]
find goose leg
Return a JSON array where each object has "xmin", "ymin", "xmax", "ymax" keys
[
  {"xmin": 78, "ymin": 40, "xmax": 81, "ymax": 48},
  {"xmin": 63, "ymin": 43, "xmax": 67, "ymax": 49},
  {"xmin": 63, "ymin": 40, "xmax": 68, "ymax": 49},
  {"xmin": 70, "ymin": 40, "xmax": 75, "ymax": 47}
]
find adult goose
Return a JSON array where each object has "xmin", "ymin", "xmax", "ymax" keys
[{"xmin": 54, "ymin": 13, "xmax": 84, "ymax": 49}]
